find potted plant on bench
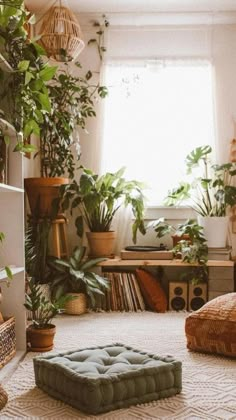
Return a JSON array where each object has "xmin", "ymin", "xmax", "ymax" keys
[
  {"xmin": 148, "ymin": 218, "xmax": 208, "ymax": 284},
  {"xmin": 58, "ymin": 166, "xmax": 146, "ymax": 257}
]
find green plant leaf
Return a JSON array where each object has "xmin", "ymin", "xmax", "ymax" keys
[
  {"xmin": 39, "ymin": 66, "xmax": 57, "ymax": 81},
  {"xmin": 24, "ymin": 119, "xmax": 40, "ymax": 137},
  {"xmin": 37, "ymin": 93, "xmax": 51, "ymax": 112},
  {"xmin": 18, "ymin": 60, "xmax": 30, "ymax": 72},
  {"xmin": 25, "ymin": 71, "xmax": 34, "ymax": 85}
]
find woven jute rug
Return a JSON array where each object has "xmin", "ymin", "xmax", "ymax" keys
[{"xmin": 1, "ymin": 312, "xmax": 236, "ymax": 419}]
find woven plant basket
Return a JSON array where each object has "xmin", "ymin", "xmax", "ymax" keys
[
  {"xmin": 39, "ymin": 6, "xmax": 85, "ymax": 61},
  {"xmin": 0, "ymin": 385, "xmax": 8, "ymax": 410},
  {"xmin": 65, "ymin": 293, "xmax": 87, "ymax": 315},
  {"xmin": 0, "ymin": 317, "xmax": 16, "ymax": 369}
]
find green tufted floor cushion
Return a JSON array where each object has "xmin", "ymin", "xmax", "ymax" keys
[{"xmin": 33, "ymin": 343, "xmax": 182, "ymax": 414}]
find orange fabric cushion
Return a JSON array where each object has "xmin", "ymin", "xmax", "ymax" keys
[
  {"xmin": 135, "ymin": 268, "xmax": 167, "ymax": 313},
  {"xmin": 185, "ymin": 293, "xmax": 236, "ymax": 357}
]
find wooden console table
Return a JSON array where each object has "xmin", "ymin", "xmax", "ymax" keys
[{"xmin": 99, "ymin": 258, "xmax": 235, "ymax": 301}]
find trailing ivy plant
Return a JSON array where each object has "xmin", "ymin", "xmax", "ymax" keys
[
  {"xmin": 88, "ymin": 15, "xmax": 109, "ymax": 61},
  {"xmin": 0, "ymin": 0, "xmax": 57, "ymax": 152},
  {"xmin": 148, "ymin": 218, "xmax": 208, "ymax": 284},
  {"xmin": 37, "ymin": 62, "xmax": 108, "ymax": 178}
]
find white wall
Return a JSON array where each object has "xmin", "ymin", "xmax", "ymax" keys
[{"xmin": 24, "ymin": 16, "xmax": 236, "ymax": 254}]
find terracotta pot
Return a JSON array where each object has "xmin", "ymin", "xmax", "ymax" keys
[
  {"xmin": 172, "ymin": 234, "xmax": 190, "ymax": 247},
  {"xmin": 24, "ymin": 177, "xmax": 69, "ymax": 218},
  {"xmin": 86, "ymin": 231, "xmax": 116, "ymax": 257},
  {"xmin": 64, "ymin": 293, "xmax": 87, "ymax": 315},
  {"xmin": 26, "ymin": 324, "xmax": 56, "ymax": 352}
]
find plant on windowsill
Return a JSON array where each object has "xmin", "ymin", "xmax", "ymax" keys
[
  {"xmin": 24, "ymin": 277, "xmax": 71, "ymax": 352},
  {"xmin": 165, "ymin": 145, "xmax": 236, "ymax": 247},
  {"xmin": 58, "ymin": 167, "xmax": 146, "ymax": 257},
  {"xmin": 148, "ymin": 218, "xmax": 208, "ymax": 284},
  {"xmin": 47, "ymin": 245, "xmax": 110, "ymax": 314}
]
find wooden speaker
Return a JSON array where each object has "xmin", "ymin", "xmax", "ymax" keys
[
  {"xmin": 169, "ymin": 281, "xmax": 188, "ymax": 311},
  {"xmin": 188, "ymin": 282, "xmax": 207, "ymax": 311}
]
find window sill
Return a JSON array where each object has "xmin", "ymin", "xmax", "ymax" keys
[{"xmin": 144, "ymin": 206, "xmax": 195, "ymax": 221}]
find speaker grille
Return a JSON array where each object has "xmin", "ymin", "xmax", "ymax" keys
[
  {"xmin": 190, "ymin": 297, "xmax": 205, "ymax": 311},
  {"xmin": 171, "ymin": 297, "xmax": 186, "ymax": 311},
  {"xmin": 174, "ymin": 287, "xmax": 183, "ymax": 296}
]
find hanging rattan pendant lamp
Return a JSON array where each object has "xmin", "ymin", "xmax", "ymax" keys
[{"xmin": 39, "ymin": 1, "xmax": 85, "ymax": 62}]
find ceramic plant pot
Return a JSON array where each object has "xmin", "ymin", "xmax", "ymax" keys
[
  {"xmin": 86, "ymin": 231, "xmax": 116, "ymax": 257},
  {"xmin": 26, "ymin": 324, "xmax": 56, "ymax": 352},
  {"xmin": 198, "ymin": 216, "xmax": 229, "ymax": 248}
]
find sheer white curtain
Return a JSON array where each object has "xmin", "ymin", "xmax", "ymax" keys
[{"xmin": 99, "ymin": 59, "xmax": 215, "ymax": 252}]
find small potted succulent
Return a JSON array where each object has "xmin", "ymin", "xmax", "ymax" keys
[
  {"xmin": 59, "ymin": 167, "xmax": 146, "ymax": 257},
  {"xmin": 47, "ymin": 245, "xmax": 110, "ymax": 314},
  {"xmin": 24, "ymin": 278, "xmax": 70, "ymax": 352}
]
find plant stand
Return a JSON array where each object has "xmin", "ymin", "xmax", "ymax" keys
[{"xmin": 51, "ymin": 217, "xmax": 69, "ymax": 258}]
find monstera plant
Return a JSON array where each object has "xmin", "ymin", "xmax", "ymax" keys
[{"xmin": 165, "ymin": 145, "xmax": 236, "ymax": 247}]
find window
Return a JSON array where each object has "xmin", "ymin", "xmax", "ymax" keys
[{"xmin": 101, "ymin": 60, "xmax": 215, "ymax": 206}]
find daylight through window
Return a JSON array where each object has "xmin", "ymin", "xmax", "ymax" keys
[{"xmin": 101, "ymin": 60, "xmax": 215, "ymax": 205}]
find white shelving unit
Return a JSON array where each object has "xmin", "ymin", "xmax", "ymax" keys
[{"xmin": 0, "ymin": 109, "xmax": 26, "ymax": 351}]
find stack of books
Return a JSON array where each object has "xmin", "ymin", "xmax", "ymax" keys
[
  {"xmin": 208, "ymin": 247, "xmax": 232, "ymax": 261},
  {"xmin": 100, "ymin": 272, "xmax": 146, "ymax": 312}
]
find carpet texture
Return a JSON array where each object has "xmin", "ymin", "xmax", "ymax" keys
[{"xmin": 1, "ymin": 312, "xmax": 236, "ymax": 419}]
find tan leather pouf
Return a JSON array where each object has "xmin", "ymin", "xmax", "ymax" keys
[{"xmin": 185, "ymin": 293, "xmax": 236, "ymax": 357}]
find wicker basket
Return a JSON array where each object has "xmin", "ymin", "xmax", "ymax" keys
[
  {"xmin": 65, "ymin": 293, "xmax": 87, "ymax": 315},
  {"xmin": 0, "ymin": 317, "xmax": 16, "ymax": 369},
  {"xmin": 0, "ymin": 385, "xmax": 8, "ymax": 410},
  {"xmin": 39, "ymin": 6, "xmax": 85, "ymax": 61}
]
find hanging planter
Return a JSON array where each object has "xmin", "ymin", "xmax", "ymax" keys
[{"xmin": 39, "ymin": 4, "xmax": 85, "ymax": 62}]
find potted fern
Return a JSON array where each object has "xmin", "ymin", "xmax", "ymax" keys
[
  {"xmin": 59, "ymin": 167, "xmax": 146, "ymax": 257},
  {"xmin": 165, "ymin": 145, "xmax": 236, "ymax": 247}
]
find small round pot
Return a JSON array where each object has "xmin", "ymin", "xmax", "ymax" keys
[
  {"xmin": 26, "ymin": 324, "xmax": 56, "ymax": 352},
  {"xmin": 64, "ymin": 293, "xmax": 87, "ymax": 315},
  {"xmin": 172, "ymin": 234, "xmax": 190, "ymax": 247},
  {"xmin": 86, "ymin": 231, "xmax": 116, "ymax": 257}
]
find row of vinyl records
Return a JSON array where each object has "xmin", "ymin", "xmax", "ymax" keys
[{"xmin": 98, "ymin": 272, "xmax": 146, "ymax": 312}]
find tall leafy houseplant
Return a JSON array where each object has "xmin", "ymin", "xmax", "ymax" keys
[
  {"xmin": 59, "ymin": 167, "xmax": 146, "ymax": 256},
  {"xmin": 0, "ymin": 0, "xmax": 57, "ymax": 151},
  {"xmin": 24, "ymin": 60, "xmax": 108, "ymax": 218},
  {"xmin": 165, "ymin": 145, "xmax": 236, "ymax": 247},
  {"xmin": 38, "ymin": 64, "xmax": 108, "ymax": 179}
]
